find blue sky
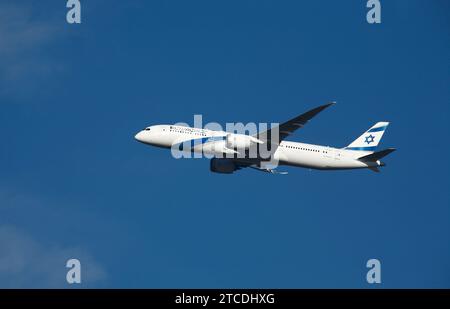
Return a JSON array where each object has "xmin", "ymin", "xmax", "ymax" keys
[{"xmin": 0, "ymin": 0, "xmax": 449, "ymax": 288}]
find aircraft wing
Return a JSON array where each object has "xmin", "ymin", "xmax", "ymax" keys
[
  {"xmin": 210, "ymin": 103, "xmax": 335, "ymax": 173},
  {"xmin": 256, "ymin": 102, "xmax": 335, "ymax": 149}
]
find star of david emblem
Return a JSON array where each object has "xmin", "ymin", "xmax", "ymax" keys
[{"xmin": 365, "ymin": 134, "xmax": 375, "ymax": 145}]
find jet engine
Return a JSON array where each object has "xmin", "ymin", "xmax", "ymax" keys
[
  {"xmin": 210, "ymin": 158, "xmax": 237, "ymax": 174},
  {"xmin": 225, "ymin": 134, "xmax": 262, "ymax": 150}
]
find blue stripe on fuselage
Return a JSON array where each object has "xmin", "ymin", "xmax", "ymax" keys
[{"xmin": 345, "ymin": 146, "xmax": 377, "ymax": 151}]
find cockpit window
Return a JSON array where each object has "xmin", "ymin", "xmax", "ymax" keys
[{"xmin": 145, "ymin": 128, "xmax": 151, "ymax": 131}]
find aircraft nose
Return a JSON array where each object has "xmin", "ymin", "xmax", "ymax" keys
[{"xmin": 134, "ymin": 131, "xmax": 144, "ymax": 142}]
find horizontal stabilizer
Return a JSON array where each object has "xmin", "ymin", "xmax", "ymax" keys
[{"xmin": 358, "ymin": 148, "xmax": 396, "ymax": 162}]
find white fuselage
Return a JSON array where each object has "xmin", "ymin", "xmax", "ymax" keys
[{"xmin": 134, "ymin": 125, "xmax": 382, "ymax": 170}]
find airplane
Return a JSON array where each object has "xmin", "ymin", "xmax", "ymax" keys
[{"xmin": 134, "ymin": 103, "xmax": 395, "ymax": 174}]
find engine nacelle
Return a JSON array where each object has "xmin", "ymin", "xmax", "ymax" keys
[
  {"xmin": 225, "ymin": 134, "xmax": 262, "ymax": 150},
  {"xmin": 210, "ymin": 158, "xmax": 237, "ymax": 174}
]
